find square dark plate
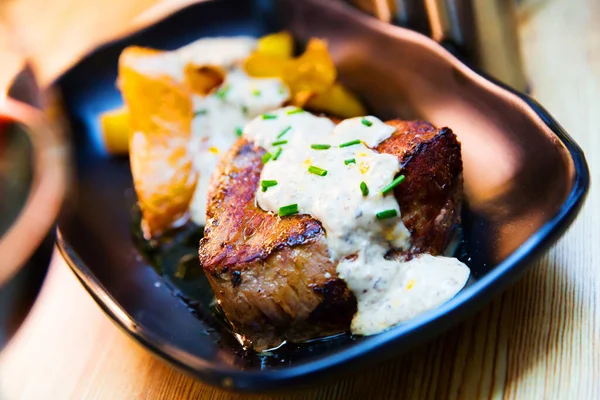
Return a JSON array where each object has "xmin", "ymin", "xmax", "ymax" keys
[{"xmin": 54, "ymin": 0, "xmax": 589, "ymax": 393}]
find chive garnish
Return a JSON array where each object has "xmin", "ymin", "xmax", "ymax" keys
[
  {"xmin": 261, "ymin": 180, "xmax": 278, "ymax": 192},
  {"xmin": 193, "ymin": 109, "xmax": 207, "ymax": 117},
  {"xmin": 278, "ymin": 125, "xmax": 292, "ymax": 139},
  {"xmin": 279, "ymin": 86, "xmax": 287, "ymax": 95},
  {"xmin": 376, "ymin": 209, "xmax": 398, "ymax": 220},
  {"xmin": 262, "ymin": 114, "xmax": 277, "ymax": 120},
  {"xmin": 360, "ymin": 181, "xmax": 369, "ymax": 196},
  {"xmin": 286, "ymin": 108, "xmax": 304, "ymax": 115},
  {"xmin": 235, "ymin": 127, "xmax": 243, "ymax": 137},
  {"xmin": 380, "ymin": 175, "xmax": 406, "ymax": 195},
  {"xmin": 344, "ymin": 158, "xmax": 356, "ymax": 165},
  {"xmin": 261, "ymin": 152, "xmax": 272, "ymax": 164},
  {"xmin": 278, "ymin": 204, "xmax": 299, "ymax": 217},
  {"xmin": 339, "ymin": 139, "xmax": 362, "ymax": 148},
  {"xmin": 311, "ymin": 144, "xmax": 331, "ymax": 150},
  {"xmin": 272, "ymin": 140, "xmax": 288, "ymax": 146},
  {"xmin": 272, "ymin": 147, "xmax": 283, "ymax": 161},
  {"xmin": 261, "ymin": 180, "xmax": 278, "ymax": 187},
  {"xmin": 242, "ymin": 105, "xmax": 248, "ymax": 115},
  {"xmin": 252, "ymin": 89, "xmax": 261, "ymax": 96},
  {"xmin": 361, "ymin": 117, "xmax": 373, "ymax": 127},
  {"xmin": 216, "ymin": 85, "xmax": 230, "ymax": 99},
  {"xmin": 308, "ymin": 166, "xmax": 327, "ymax": 176}
]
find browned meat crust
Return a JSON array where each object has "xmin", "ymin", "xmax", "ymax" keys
[
  {"xmin": 380, "ymin": 121, "xmax": 463, "ymax": 257},
  {"xmin": 199, "ymin": 120, "xmax": 463, "ymax": 351}
]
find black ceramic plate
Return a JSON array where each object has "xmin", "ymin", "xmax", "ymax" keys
[{"xmin": 55, "ymin": 0, "xmax": 589, "ymax": 392}]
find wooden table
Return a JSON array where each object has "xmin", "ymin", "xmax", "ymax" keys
[{"xmin": 1, "ymin": 0, "xmax": 599, "ymax": 398}]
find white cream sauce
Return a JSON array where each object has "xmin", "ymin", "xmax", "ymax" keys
[
  {"xmin": 188, "ymin": 68, "xmax": 288, "ymax": 224},
  {"xmin": 339, "ymin": 253, "xmax": 470, "ymax": 335},
  {"xmin": 132, "ymin": 36, "xmax": 289, "ymax": 225},
  {"xmin": 247, "ymin": 108, "xmax": 470, "ymax": 336},
  {"xmin": 248, "ymin": 107, "xmax": 411, "ymax": 258},
  {"xmin": 133, "ymin": 37, "xmax": 258, "ymax": 82}
]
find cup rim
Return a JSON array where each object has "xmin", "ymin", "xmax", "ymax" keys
[{"xmin": 0, "ymin": 97, "xmax": 67, "ymax": 287}]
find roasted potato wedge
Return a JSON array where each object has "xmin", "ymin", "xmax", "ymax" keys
[
  {"xmin": 283, "ymin": 38, "xmax": 336, "ymax": 95},
  {"xmin": 306, "ymin": 83, "xmax": 366, "ymax": 118},
  {"xmin": 100, "ymin": 105, "xmax": 129, "ymax": 155},
  {"xmin": 244, "ymin": 38, "xmax": 337, "ymax": 107},
  {"xmin": 119, "ymin": 46, "xmax": 197, "ymax": 238},
  {"xmin": 184, "ymin": 64, "xmax": 226, "ymax": 95},
  {"xmin": 256, "ymin": 31, "xmax": 294, "ymax": 58},
  {"xmin": 243, "ymin": 52, "xmax": 292, "ymax": 78}
]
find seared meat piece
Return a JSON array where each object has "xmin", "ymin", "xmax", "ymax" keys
[
  {"xmin": 380, "ymin": 121, "xmax": 463, "ymax": 258},
  {"xmin": 199, "ymin": 140, "xmax": 354, "ymax": 351},
  {"xmin": 199, "ymin": 120, "xmax": 463, "ymax": 351}
]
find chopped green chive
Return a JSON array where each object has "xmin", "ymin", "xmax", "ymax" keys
[
  {"xmin": 360, "ymin": 181, "xmax": 369, "ymax": 196},
  {"xmin": 376, "ymin": 209, "xmax": 398, "ymax": 220},
  {"xmin": 216, "ymin": 85, "xmax": 230, "ymax": 99},
  {"xmin": 272, "ymin": 147, "xmax": 283, "ymax": 161},
  {"xmin": 361, "ymin": 117, "xmax": 373, "ymax": 127},
  {"xmin": 193, "ymin": 109, "xmax": 207, "ymax": 117},
  {"xmin": 271, "ymin": 140, "xmax": 288, "ymax": 146},
  {"xmin": 344, "ymin": 158, "xmax": 356, "ymax": 165},
  {"xmin": 242, "ymin": 105, "xmax": 248, "ymax": 115},
  {"xmin": 261, "ymin": 180, "xmax": 278, "ymax": 192},
  {"xmin": 308, "ymin": 166, "xmax": 327, "ymax": 176},
  {"xmin": 261, "ymin": 152, "xmax": 272, "ymax": 164},
  {"xmin": 277, "ymin": 125, "xmax": 292, "ymax": 139},
  {"xmin": 311, "ymin": 144, "xmax": 331, "ymax": 150},
  {"xmin": 339, "ymin": 139, "xmax": 362, "ymax": 148},
  {"xmin": 235, "ymin": 127, "xmax": 243, "ymax": 137},
  {"xmin": 279, "ymin": 86, "xmax": 287, "ymax": 95},
  {"xmin": 380, "ymin": 174, "xmax": 406, "ymax": 195},
  {"xmin": 261, "ymin": 180, "xmax": 278, "ymax": 187},
  {"xmin": 286, "ymin": 108, "xmax": 304, "ymax": 115},
  {"xmin": 278, "ymin": 204, "xmax": 299, "ymax": 217},
  {"xmin": 262, "ymin": 114, "xmax": 277, "ymax": 120},
  {"xmin": 252, "ymin": 89, "xmax": 261, "ymax": 96}
]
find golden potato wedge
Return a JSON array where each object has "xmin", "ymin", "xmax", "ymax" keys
[
  {"xmin": 243, "ymin": 52, "xmax": 293, "ymax": 78},
  {"xmin": 257, "ymin": 31, "xmax": 294, "ymax": 58},
  {"xmin": 283, "ymin": 38, "xmax": 336, "ymax": 95},
  {"xmin": 306, "ymin": 83, "xmax": 366, "ymax": 118},
  {"xmin": 292, "ymin": 90, "xmax": 314, "ymax": 108},
  {"xmin": 244, "ymin": 37, "xmax": 338, "ymax": 108},
  {"xmin": 100, "ymin": 106, "xmax": 129, "ymax": 155},
  {"xmin": 119, "ymin": 46, "xmax": 197, "ymax": 238},
  {"xmin": 184, "ymin": 64, "xmax": 225, "ymax": 95}
]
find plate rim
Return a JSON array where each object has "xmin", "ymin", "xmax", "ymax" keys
[{"xmin": 54, "ymin": 0, "xmax": 590, "ymax": 393}]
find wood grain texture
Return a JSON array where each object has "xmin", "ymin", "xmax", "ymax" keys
[{"xmin": 1, "ymin": 0, "xmax": 600, "ymax": 398}]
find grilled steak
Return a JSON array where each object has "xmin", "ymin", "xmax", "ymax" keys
[{"xmin": 199, "ymin": 120, "xmax": 463, "ymax": 351}]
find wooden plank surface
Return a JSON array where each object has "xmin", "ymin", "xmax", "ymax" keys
[{"xmin": 1, "ymin": 0, "xmax": 599, "ymax": 398}]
